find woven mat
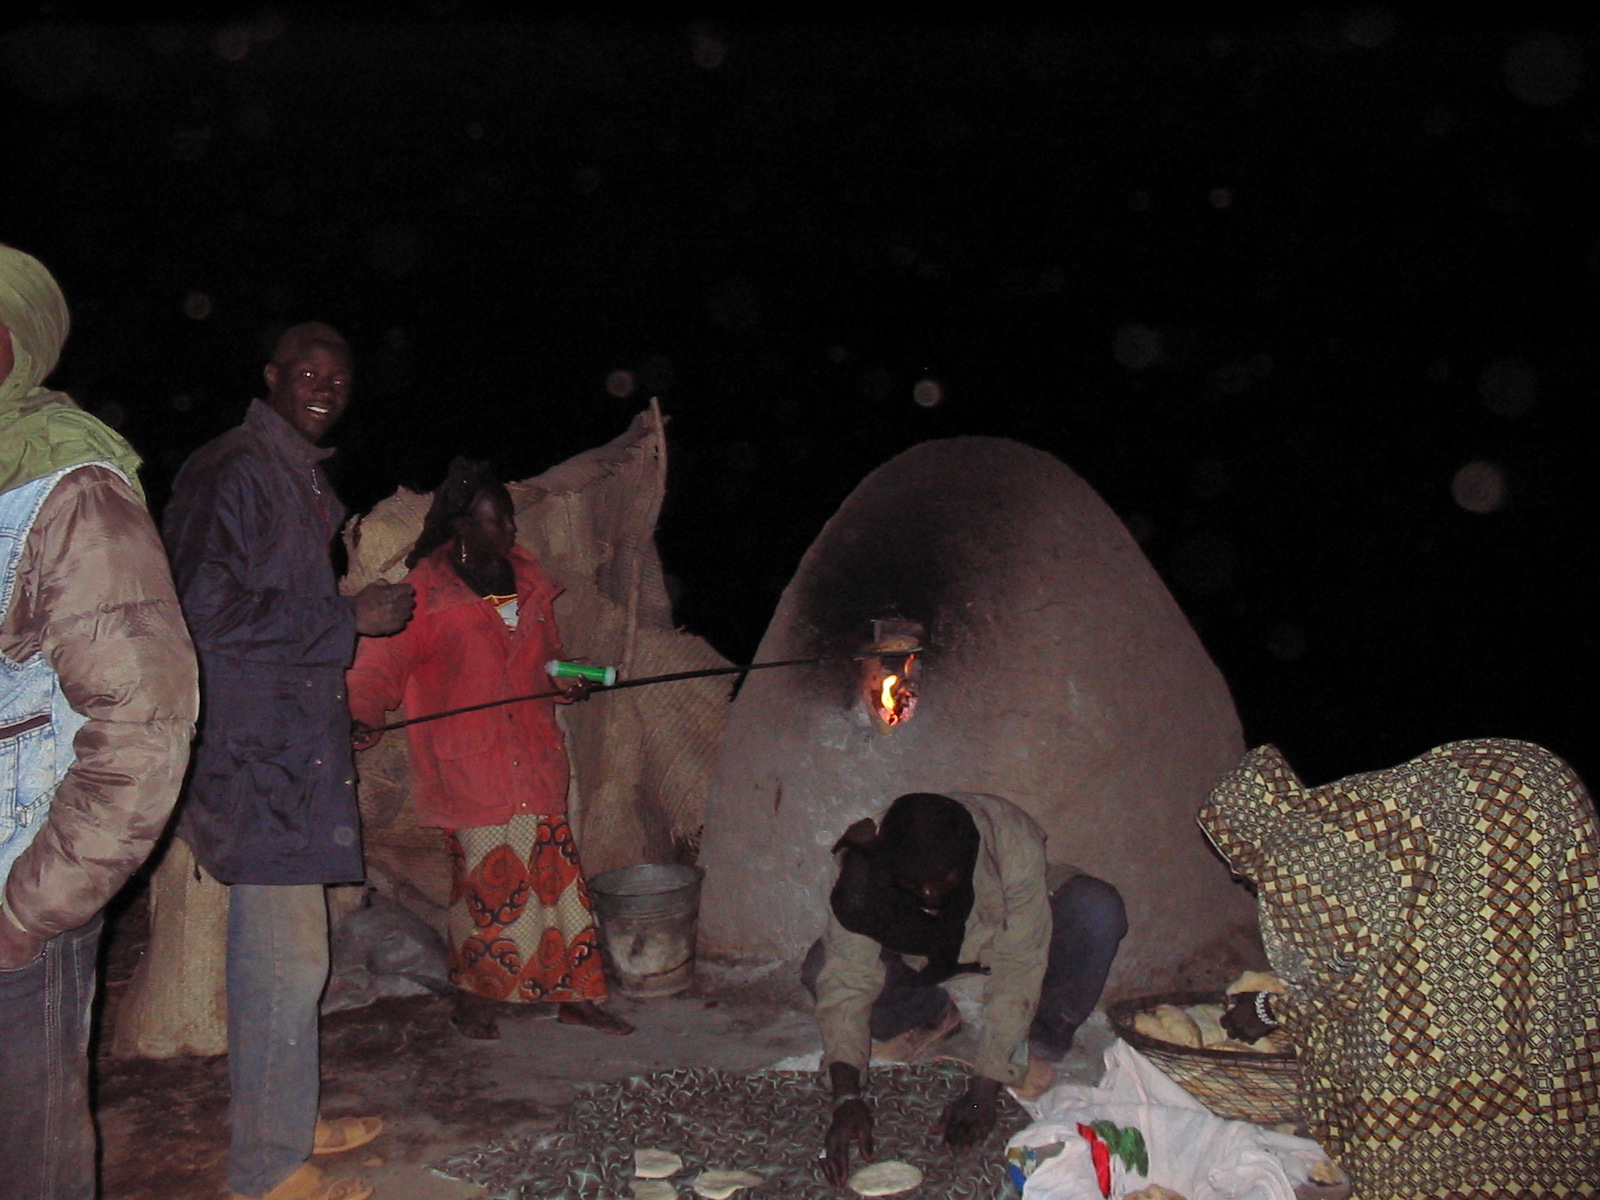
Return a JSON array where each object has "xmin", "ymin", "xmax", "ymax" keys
[{"xmin": 430, "ymin": 1062, "xmax": 1029, "ymax": 1199}]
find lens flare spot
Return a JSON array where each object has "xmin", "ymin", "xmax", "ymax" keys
[
  {"xmin": 214, "ymin": 27, "xmax": 251, "ymax": 61},
  {"xmin": 605, "ymin": 370, "xmax": 636, "ymax": 398},
  {"xmin": 912, "ymin": 379, "xmax": 943, "ymax": 408},
  {"xmin": 1505, "ymin": 34, "xmax": 1584, "ymax": 107},
  {"xmin": 182, "ymin": 292, "xmax": 213, "ymax": 320},
  {"xmin": 1342, "ymin": 9, "xmax": 1395, "ymax": 49},
  {"xmin": 1452, "ymin": 461, "xmax": 1507, "ymax": 514},
  {"xmin": 1267, "ymin": 621, "xmax": 1306, "ymax": 662},
  {"xmin": 692, "ymin": 29, "xmax": 727, "ymax": 69},
  {"xmin": 368, "ymin": 225, "xmax": 420, "ymax": 278},
  {"xmin": 1113, "ymin": 324, "xmax": 1162, "ymax": 371},
  {"xmin": 1478, "ymin": 356, "xmax": 1538, "ymax": 418}
]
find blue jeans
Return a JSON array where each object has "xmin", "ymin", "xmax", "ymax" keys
[
  {"xmin": 0, "ymin": 916, "xmax": 101, "ymax": 1200},
  {"xmin": 802, "ymin": 872, "xmax": 1128, "ymax": 1060},
  {"xmin": 227, "ymin": 884, "xmax": 329, "ymax": 1198}
]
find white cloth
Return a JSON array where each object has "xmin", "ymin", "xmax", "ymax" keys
[{"xmin": 1008, "ymin": 1039, "xmax": 1327, "ymax": 1200}]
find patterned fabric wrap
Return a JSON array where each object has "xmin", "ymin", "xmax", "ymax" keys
[
  {"xmin": 446, "ymin": 812, "xmax": 607, "ymax": 1004},
  {"xmin": 430, "ymin": 1062, "xmax": 1028, "ymax": 1200},
  {"xmin": 1197, "ymin": 739, "xmax": 1600, "ymax": 1199}
]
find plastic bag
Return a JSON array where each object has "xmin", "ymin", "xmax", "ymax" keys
[{"xmin": 1006, "ymin": 1040, "xmax": 1328, "ymax": 1200}]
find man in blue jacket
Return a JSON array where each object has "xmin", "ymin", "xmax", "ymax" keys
[{"xmin": 165, "ymin": 322, "xmax": 414, "ymax": 1200}]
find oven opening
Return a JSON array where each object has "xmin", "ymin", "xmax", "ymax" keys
[{"xmin": 862, "ymin": 618, "xmax": 923, "ymax": 730}]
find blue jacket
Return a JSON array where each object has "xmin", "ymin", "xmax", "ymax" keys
[
  {"xmin": 164, "ymin": 400, "xmax": 363, "ymax": 885},
  {"xmin": 1, "ymin": 470, "xmax": 93, "ymax": 889}
]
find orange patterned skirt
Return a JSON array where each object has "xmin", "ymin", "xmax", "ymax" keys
[{"xmin": 443, "ymin": 812, "xmax": 608, "ymax": 1004}]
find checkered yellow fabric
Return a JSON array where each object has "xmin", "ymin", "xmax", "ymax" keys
[{"xmin": 1198, "ymin": 739, "xmax": 1600, "ymax": 1199}]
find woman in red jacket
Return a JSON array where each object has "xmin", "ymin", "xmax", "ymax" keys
[{"xmin": 348, "ymin": 459, "xmax": 632, "ymax": 1039}]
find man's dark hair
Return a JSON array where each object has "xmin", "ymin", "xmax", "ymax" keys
[
  {"xmin": 876, "ymin": 792, "xmax": 980, "ymax": 884},
  {"xmin": 828, "ymin": 792, "xmax": 980, "ymax": 977}
]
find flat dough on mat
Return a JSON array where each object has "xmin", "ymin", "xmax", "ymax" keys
[
  {"xmin": 691, "ymin": 1168, "xmax": 765, "ymax": 1198},
  {"xmin": 848, "ymin": 1160, "xmax": 924, "ymax": 1196},
  {"xmin": 635, "ymin": 1148, "xmax": 685, "ymax": 1179},
  {"xmin": 632, "ymin": 1181, "xmax": 677, "ymax": 1200}
]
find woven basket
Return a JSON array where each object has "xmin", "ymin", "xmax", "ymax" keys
[{"xmin": 1108, "ymin": 990, "xmax": 1300, "ymax": 1125}]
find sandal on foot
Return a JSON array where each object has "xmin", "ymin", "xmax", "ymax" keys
[
  {"xmin": 1011, "ymin": 1057, "xmax": 1058, "ymax": 1102},
  {"xmin": 873, "ymin": 996, "xmax": 963, "ymax": 1064},
  {"xmin": 313, "ymin": 1116, "xmax": 385, "ymax": 1155},
  {"xmin": 230, "ymin": 1163, "xmax": 373, "ymax": 1200}
]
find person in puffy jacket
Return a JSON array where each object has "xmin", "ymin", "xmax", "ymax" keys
[{"xmin": 0, "ymin": 243, "xmax": 198, "ymax": 1200}]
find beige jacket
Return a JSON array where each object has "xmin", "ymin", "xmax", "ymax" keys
[
  {"xmin": 816, "ymin": 791, "xmax": 1067, "ymax": 1086},
  {"xmin": 0, "ymin": 466, "xmax": 197, "ymax": 940}
]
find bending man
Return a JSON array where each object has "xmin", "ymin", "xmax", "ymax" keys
[{"xmin": 807, "ymin": 791, "xmax": 1126, "ymax": 1184}]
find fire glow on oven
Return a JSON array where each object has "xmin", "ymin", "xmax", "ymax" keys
[{"xmin": 864, "ymin": 619, "xmax": 923, "ymax": 730}]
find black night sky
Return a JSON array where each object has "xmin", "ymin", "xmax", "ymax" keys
[{"xmin": 4, "ymin": 9, "xmax": 1597, "ymax": 793}]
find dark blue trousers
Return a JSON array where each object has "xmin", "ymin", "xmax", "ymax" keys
[{"xmin": 0, "ymin": 915, "xmax": 102, "ymax": 1200}]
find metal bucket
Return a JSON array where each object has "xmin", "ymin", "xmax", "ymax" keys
[{"xmin": 587, "ymin": 863, "xmax": 704, "ymax": 999}]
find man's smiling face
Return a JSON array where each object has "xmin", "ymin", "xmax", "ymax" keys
[{"xmin": 263, "ymin": 340, "xmax": 351, "ymax": 444}]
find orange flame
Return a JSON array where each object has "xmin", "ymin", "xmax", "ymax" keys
[{"xmin": 872, "ymin": 653, "xmax": 917, "ymax": 726}]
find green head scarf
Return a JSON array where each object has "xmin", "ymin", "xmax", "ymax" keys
[{"xmin": 0, "ymin": 243, "xmax": 144, "ymax": 499}]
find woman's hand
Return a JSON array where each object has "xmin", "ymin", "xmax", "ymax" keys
[
  {"xmin": 556, "ymin": 679, "xmax": 593, "ymax": 704},
  {"xmin": 350, "ymin": 721, "xmax": 382, "ymax": 752}
]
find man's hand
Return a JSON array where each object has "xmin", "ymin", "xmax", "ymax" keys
[
  {"xmin": 0, "ymin": 905, "xmax": 43, "ymax": 972},
  {"xmin": 830, "ymin": 817, "xmax": 878, "ymax": 854},
  {"xmin": 350, "ymin": 720, "xmax": 382, "ymax": 752},
  {"xmin": 821, "ymin": 1061, "xmax": 870, "ymax": 1186},
  {"xmin": 822, "ymin": 1097, "xmax": 873, "ymax": 1186},
  {"xmin": 933, "ymin": 1076, "xmax": 1001, "ymax": 1150},
  {"xmin": 354, "ymin": 581, "xmax": 415, "ymax": 636}
]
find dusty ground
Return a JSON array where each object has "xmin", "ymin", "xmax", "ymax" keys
[{"xmin": 93, "ymin": 885, "xmax": 828, "ymax": 1200}]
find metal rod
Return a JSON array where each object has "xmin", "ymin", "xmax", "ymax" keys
[{"xmin": 364, "ymin": 653, "xmax": 891, "ymax": 734}]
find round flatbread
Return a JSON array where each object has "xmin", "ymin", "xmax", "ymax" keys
[
  {"xmin": 632, "ymin": 1181, "xmax": 678, "ymax": 1200},
  {"xmin": 691, "ymin": 1168, "xmax": 765, "ymax": 1199},
  {"xmin": 635, "ymin": 1148, "xmax": 684, "ymax": 1179},
  {"xmin": 848, "ymin": 1160, "xmax": 924, "ymax": 1196}
]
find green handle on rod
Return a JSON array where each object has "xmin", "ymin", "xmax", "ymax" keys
[{"xmin": 546, "ymin": 659, "xmax": 618, "ymax": 687}]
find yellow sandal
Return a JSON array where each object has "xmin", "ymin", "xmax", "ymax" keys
[
  {"xmin": 312, "ymin": 1116, "xmax": 385, "ymax": 1155},
  {"xmin": 230, "ymin": 1163, "xmax": 373, "ymax": 1200}
]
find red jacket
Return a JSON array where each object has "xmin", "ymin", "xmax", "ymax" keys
[{"xmin": 346, "ymin": 544, "xmax": 570, "ymax": 829}]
